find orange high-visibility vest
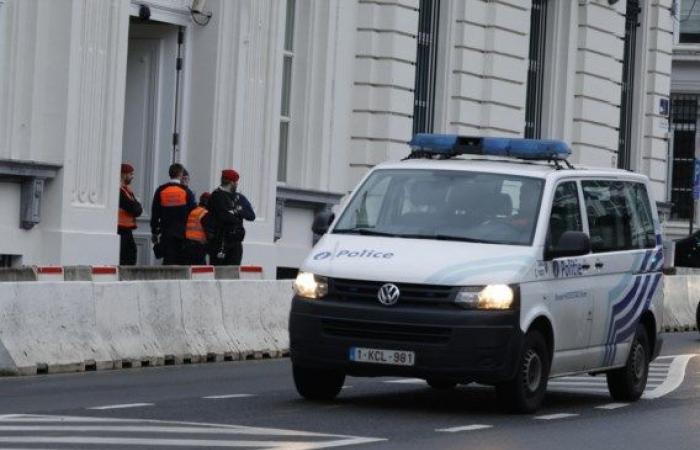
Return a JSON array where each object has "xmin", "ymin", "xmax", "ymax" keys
[
  {"xmin": 118, "ymin": 187, "xmax": 137, "ymax": 230},
  {"xmin": 185, "ymin": 206, "xmax": 208, "ymax": 243},
  {"xmin": 160, "ymin": 185, "xmax": 188, "ymax": 207}
]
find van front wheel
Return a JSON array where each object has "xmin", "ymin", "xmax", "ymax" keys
[
  {"xmin": 496, "ymin": 330, "xmax": 550, "ymax": 414},
  {"xmin": 606, "ymin": 323, "xmax": 649, "ymax": 401},
  {"xmin": 293, "ymin": 364, "xmax": 345, "ymax": 401}
]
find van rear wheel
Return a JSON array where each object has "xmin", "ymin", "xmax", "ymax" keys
[
  {"xmin": 292, "ymin": 364, "xmax": 345, "ymax": 401},
  {"xmin": 496, "ymin": 330, "xmax": 550, "ymax": 414},
  {"xmin": 606, "ymin": 323, "xmax": 649, "ymax": 401}
]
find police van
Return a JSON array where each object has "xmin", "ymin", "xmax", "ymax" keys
[{"xmin": 289, "ymin": 135, "xmax": 664, "ymax": 413}]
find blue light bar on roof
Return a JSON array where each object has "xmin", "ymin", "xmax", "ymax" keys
[{"xmin": 408, "ymin": 134, "xmax": 571, "ymax": 161}]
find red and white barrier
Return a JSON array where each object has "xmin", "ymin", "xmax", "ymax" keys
[
  {"xmin": 239, "ymin": 265, "xmax": 263, "ymax": 280},
  {"xmin": 33, "ymin": 266, "xmax": 64, "ymax": 282},
  {"xmin": 190, "ymin": 266, "xmax": 215, "ymax": 280},
  {"xmin": 91, "ymin": 266, "xmax": 119, "ymax": 282}
]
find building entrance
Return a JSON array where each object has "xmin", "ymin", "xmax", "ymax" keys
[{"xmin": 121, "ymin": 18, "xmax": 184, "ymax": 264}]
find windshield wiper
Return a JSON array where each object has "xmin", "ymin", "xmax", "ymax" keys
[
  {"xmin": 432, "ymin": 234, "xmax": 493, "ymax": 244},
  {"xmin": 332, "ymin": 228, "xmax": 398, "ymax": 237}
]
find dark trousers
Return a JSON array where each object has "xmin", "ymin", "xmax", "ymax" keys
[
  {"xmin": 209, "ymin": 241, "xmax": 243, "ymax": 266},
  {"xmin": 183, "ymin": 240, "xmax": 207, "ymax": 265},
  {"xmin": 119, "ymin": 229, "xmax": 137, "ymax": 266},
  {"xmin": 162, "ymin": 236, "xmax": 186, "ymax": 265}
]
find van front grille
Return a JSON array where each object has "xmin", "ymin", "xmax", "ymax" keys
[
  {"xmin": 322, "ymin": 318, "xmax": 452, "ymax": 344},
  {"xmin": 329, "ymin": 278, "xmax": 455, "ymax": 306}
]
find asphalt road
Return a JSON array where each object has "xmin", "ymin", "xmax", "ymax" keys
[{"xmin": 0, "ymin": 332, "xmax": 698, "ymax": 450}]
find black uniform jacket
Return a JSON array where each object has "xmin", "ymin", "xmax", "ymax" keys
[
  {"xmin": 206, "ymin": 188, "xmax": 255, "ymax": 247},
  {"xmin": 150, "ymin": 182, "xmax": 196, "ymax": 239}
]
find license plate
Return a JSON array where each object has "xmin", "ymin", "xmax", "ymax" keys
[{"xmin": 349, "ymin": 347, "xmax": 415, "ymax": 366}]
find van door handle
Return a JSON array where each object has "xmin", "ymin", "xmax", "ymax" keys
[
  {"xmin": 581, "ymin": 263, "xmax": 591, "ymax": 270},
  {"xmin": 595, "ymin": 262, "xmax": 604, "ymax": 269}
]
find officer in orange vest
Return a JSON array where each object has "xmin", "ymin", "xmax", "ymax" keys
[
  {"xmin": 118, "ymin": 163, "xmax": 143, "ymax": 265},
  {"xmin": 183, "ymin": 192, "xmax": 210, "ymax": 265},
  {"xmin": 150, "ymin": 163, "xmax": 196, "ymax": 265}
]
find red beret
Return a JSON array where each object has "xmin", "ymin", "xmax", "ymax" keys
[
  {"xmin": 121, "ymin": 163, "xmax": 134, "ymax": 174},
  {"xmin": 221, "ymin": 169, "xmax": 239, "ymax": 183},
  {"xmin": 200, "ymin": 192, "xmax": 211, "ymax": 203}
]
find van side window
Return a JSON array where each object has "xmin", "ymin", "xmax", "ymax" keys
[
  {"xmin": 626, "ymin": 183, "xmax": 656, "ymax": 249},
  {"xmin": 582, "ymin": 180, "xmax": 638, "ymax": 252},
  {"xmin": 548, "ymin": 182, "xmax": 582, "ymax": 246}
]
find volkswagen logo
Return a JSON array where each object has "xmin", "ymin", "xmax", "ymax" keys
[{"xmin": 377, "ymin": 283, "xmax": 400, "ymax": 306}]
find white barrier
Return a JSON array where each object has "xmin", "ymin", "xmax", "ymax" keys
[
  {"xmin": 0, "ymin": 279, "xmax": 293, "ymax": 375},
  {"xmin": 664, "ymin": 275, "xmax": 699, "ymax": 331}
]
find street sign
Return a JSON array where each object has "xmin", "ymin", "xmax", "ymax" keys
[{"xmin": 694, "ymin": 159, "xmax": 700, "ymax": 200}]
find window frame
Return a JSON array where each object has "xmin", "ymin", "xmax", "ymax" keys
[
  {"xmin": 579, "ymin": 178, "xmax": 656, "ymax": 254},
  {"xmin": 545, "ymin": 179, "xmax": 584, "ymax": 250},
  {"xmin": 524, "ymin": 0, "xmax": 549, "ymax": 139},
  {"xmin": 277, "ymin": 0, "xmax": 296, "ymax": 183}
]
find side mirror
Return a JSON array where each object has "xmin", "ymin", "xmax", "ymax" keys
[
  {"xmin": 312, "ymin": 210, "xmax": 335, "ymax": 235},
  {"xmin": 545, "ymin": 231, "xmax": 591, "ymax": 260}
]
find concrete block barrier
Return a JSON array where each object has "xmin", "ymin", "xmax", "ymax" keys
[
  {"xmin": 0, "ymin": 282, "xmax": 112, "ymax": 375},
  {"xmin": 94, "ymin": 282, "xmax": 162, "ymax": 368},
  {"xmin": 180, "ymin": 281, "xmax": 241, "ymax": 362},
  {"xmin": 662, "ymin": 275, "xmax": 699, "ymax": 332},
  {"xmin": 138, "ymin": 281, "xmax": 196, "ymax": 365}
]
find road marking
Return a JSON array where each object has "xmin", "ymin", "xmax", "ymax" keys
[
  {"xmin": 534, "ymin": 413, "xmax": 578, "ymax": 420},
  {"xmin": 341, "ymin": 385, "xmax": 354, "ymax": 389},
  {"xmin": 383, "ymin": 378, "xmax": 424, "ymax": 384},
  {"xmin": 436, "ymin": 424, "xmax": 493, "ymax": 433},
  {"xmin": 88, "ymin": 403, "xmax": 154, "ymax": 410},
  {"xmin": 595, "ymin": 403, "xmax": 629, "ymax": 410},
  {"xmin": 0, "ymin": 414, "xmax": 386, "ymax": 449},
  {"xmin": 643, "ymin": 354, "xmax": 697, "ymax": 399},
  {"xmin": 202, "ymin": 394, "xmax": 255, "ymax": 399}
]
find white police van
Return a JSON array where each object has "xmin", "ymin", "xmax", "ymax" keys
[{"xmin": 289, "ymin": 135, "xmax": 664, "ymax": 413}]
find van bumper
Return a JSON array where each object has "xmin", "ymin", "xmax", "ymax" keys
[{"xmin": 289, "ymin": 296, "xmax": 524, "ymax": 384}]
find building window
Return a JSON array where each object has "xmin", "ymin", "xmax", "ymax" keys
[
  {"xmin": 670, "ymin": 94, "xmax": 698, "ymax": 221},
  {"xmin": 277, "ymin": 0, "xmax": 295, "ymax": 183},
  {"xmin": 680, "ymin": 0, "xmax": 700, "ymax": 43},
  {"xmin": 412, "ymin": 0, "xmax": 440, "ymax": 135},
  {"xmin": 524, "ymin": 0, "xmax": 548, "ymax": 139},
  {"xmin": 617, "ymin": 0, "xmax": 641, "ymax": 170}
]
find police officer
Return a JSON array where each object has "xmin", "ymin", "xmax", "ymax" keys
[
  {"xmin": 118, "ymin": 163, "xmax": 143, "ymax": 265},
  {"xmin": 150, "ymin": 163, "xmax": 196, "ymax": 265},
  {"xmin": 183, "ymin": 192, "xmax": 210, "ymax": 265},
  {"xmin": 207, "ymin": 169, "xmax": 255, "ymax": 266}
]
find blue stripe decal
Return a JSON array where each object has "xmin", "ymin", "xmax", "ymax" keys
[
  {"xmin": 603, "ymin": 276, "xmax": 643, "ymax": 365},
  {"xmin": 607, "ymin": 273, "xmax": 661, "ymax": 365},
  {"xmin": 638, "ymin": 251, "xmax": 652, "ymax": 273}
]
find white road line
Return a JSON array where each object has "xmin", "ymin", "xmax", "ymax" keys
[
  {"xmin": 534, "ymin": 413, "xmax": 579, "ymax": 420},
  {"xmin": 595, "ymin": 403, "xmax": 630, "ymax": 410},
  {"xmin": 0, "ymin": 436, "xmax": 312, "ymax": 448},
  {"xmin": 383, "ymin": 378, "xmax": 424, "ymax": 384},
  {"xmin": 341, "ymin": 385, "xmax": 354, "ymax": 389},
  {"xmin": 436, "ymin": 424, "xmax": 493, "ymax": 433},
  {"xmin": 87, "ymin": 403, "xmax": 154, "ymax": 410},
  {"xmin": 643, "ymin": 354, "xmax": 697, "ymax": 400},
  {"xmin": 202, "ymin": 394, "xmax": 255, "ymax": 399}
]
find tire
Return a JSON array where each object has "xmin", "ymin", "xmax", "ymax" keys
[
  {"xmin": 606, "ymin": 323, "xmax": 649, "ymax": 402},
  {"xmin": 292, "ymin": 364, "xmax": 345, "ymax": 401},
  {"xmin": 426, "ymin": 378, "xmax": 457, "ymax": 390},
  {"xmin": 496, "ymin": 330, "xmax": 550, "ymax": 414}
]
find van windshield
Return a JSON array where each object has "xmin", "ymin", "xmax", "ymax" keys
[{"xmin": 333, "ymin": 169, "xmax": 544, "ymax": 246}]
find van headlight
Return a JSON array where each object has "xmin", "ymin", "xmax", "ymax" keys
[
  {"xmin": 455, "ymin": 284, "xmax": 515, "ymax": 310},
  {"xmin": 293, "ymin": 272, "xmax": 329, "ymax": 299}
]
